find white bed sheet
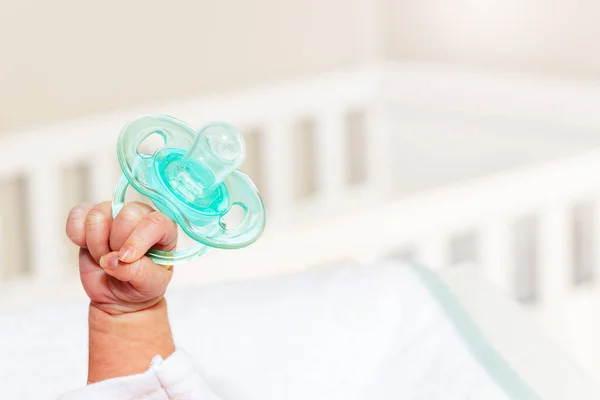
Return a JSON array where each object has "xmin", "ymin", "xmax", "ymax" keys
[{"xmin": 0, "ymin": 261, "xmax": 597, "ymax": 399}]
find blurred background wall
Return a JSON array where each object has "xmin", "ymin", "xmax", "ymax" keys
[
  {"xmin": 0, "ymin": 0, "xmax": 380, "ymax": 133},
  {"xmin": 388, "ymin": 1, "xmax": 600, "ymax": 76},
  {"xmin": 5, "ymin": 0, "xmax": 600, "ymax": 136}
]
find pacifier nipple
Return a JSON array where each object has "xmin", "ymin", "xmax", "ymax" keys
[
  {"xmin": 185, "ymin": 123, "xmax": 246, "ymax": 191},
  {"xmin": 152, "ymin": 122, "xmax": 246, "ymax": 217}
]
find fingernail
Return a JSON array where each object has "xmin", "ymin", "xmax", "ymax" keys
[
  {"xmin": 119, "ymin": 246, "xmax": 132, "ymax": 262},
  {"xmin": 102, "ymin": 254, "xmax": 118, "ymax": 270}
]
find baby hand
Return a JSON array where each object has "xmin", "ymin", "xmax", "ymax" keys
[{"xmin": 66, "ymin": 201, "xmax": 178, "ymax": 315}]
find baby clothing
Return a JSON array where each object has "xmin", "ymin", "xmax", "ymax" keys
[{"xmin": 58, "ymin": 350, "xmax": 221, "ymax": 400}]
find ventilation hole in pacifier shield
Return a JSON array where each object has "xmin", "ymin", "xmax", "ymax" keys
[
  {"xmin": 137, "ymin": 131, "xmax": 166, "ymax": 158},
  {"xmin": 219, "ymin": 203, "xmax": 247, "ymax": 231}
]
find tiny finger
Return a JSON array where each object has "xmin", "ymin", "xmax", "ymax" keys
[
  {"xmin": 118, "ymin": 211, "xmax": 178, "ymax": 263},
  {"xmin": 84, "ymin": 202, "xmax": 113, "ymax": 262},
  {"xmin": 99, "ymin": 251, "xmax": 173, "ymax": 291},
  {"xmin": 65, "ymin": 202, "xmax": 95, "ymax": 247},
  {"xmin": 109, "ymin": 202, "xmax": 154, "ymax": 252}
]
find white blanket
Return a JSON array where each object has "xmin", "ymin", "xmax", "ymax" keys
[{"xmin": 1, "ymin": 262, "xmax": 598, "ymax": 399}]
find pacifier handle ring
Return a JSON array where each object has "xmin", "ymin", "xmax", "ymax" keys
[{"xmin": 112, "ymin": 174, "xmax": 209, "ymax": 265}]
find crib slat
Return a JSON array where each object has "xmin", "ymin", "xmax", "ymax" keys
[
  {"xmin": 27, "ymin": 166, "xmax": 62, "ymax": 281},
  {"xmin": 263, "ymin": 117, "xmax": 293, "ymax": 220},
  {"xmin": 316, "ymin": 108, "xmax": 344, "ymax": 202},
  {"xmin": 365, "ymin": 103, "xmax": 393, "ymax": 195},
  {"xmin": 419, "ymin": 233, "xmax": 445, "ymax": 270},
  {"xmin": 89, "ymin": 153, "xmax": 119, "ymax": 203},
  {"xmin": 481, "ymin": 218, "xmax": 511, "ymax": 293},
  {"xmin": 541, "ymin": 203, "xmax": 570, "ymax": 303},
  {"xmin": 592, "ymin": 197, "xmax": 600, "ymax": 284}
]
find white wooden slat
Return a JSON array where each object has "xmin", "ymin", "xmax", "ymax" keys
[
  {"xmin": 0, "ymin": 176, "xmax": 31, "ymax": 282},
  {"xmin": 89, "ymin": 153, "xmax": 119, "ymax": 203},
  {"xmin": 290, "ymin": 118, "xmax": 318, "ymax": 201},
  {"xmin": 418, "ymin": 233, "xmax": 446, "ymax": 271},
  {"xmin": 364, "ymin": 102, "xmax": 394, "ymax": 195},
  {"xmin": 592, "ymin": 196, "xmax": 600, "ymax": 285},
  {"xmin": 481, "ymin": 217, "xmax": 512, "ymax": 294},
  {"xmin": 263, "ymin": 117, "xmax": 293, "ymax": 221},
  {"xmin": 540, "ymin": 203, "xmax": 570, "ymax": 304},
  {"xmin": 0, "ymin": 212, "xmax": 4, "ymax": 283},
  {"xmin": 315, "ymin": 108, "xmax": 345, "ymax": 204},
  {"xmin": 27, "ymin": 166, "xmax": 62, "ymax": 282}
]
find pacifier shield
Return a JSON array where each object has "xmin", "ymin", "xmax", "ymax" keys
[{"xmin": 115, "ymin": 114, "xmax": 266, "ymax": 256}]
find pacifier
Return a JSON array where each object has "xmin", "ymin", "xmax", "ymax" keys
[{"xmin": 112, "ymin": 114, "xmax": 266, "ymax": 265}]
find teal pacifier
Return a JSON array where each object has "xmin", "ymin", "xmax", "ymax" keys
[{"xmin": 112, "ymin": 114, "xmax": 266, "ymax": 265}]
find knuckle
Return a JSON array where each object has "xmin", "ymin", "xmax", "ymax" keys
[
  {"xmin": 119, "ymin": 202, "xmax": 152, "ymax": 224},
  {"xmin": 120, "ymin": 206, "xmax": 144, "ymax": 223},
  {"xmin": 85, "ymin": 208, "xmax": 108, "ymax": 228},
  {"xmin": 99, "ymin": 200, "xmax": 113, "ymax": 209},
  {"xmin": 147, "ymin": 211, "xmax": 166, "ymax": 228},
  {"xmin": 131, "ymin": 201, "xmax": 154, "ymax": 213}
]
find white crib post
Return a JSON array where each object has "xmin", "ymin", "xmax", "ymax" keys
[
  {"xmin": 263, "ymin": 117, "xmax": 293, "ymax": 221},
  {"xmin": 0, "ymin": 213, "xmax": 4, "ymax": 282},
  {"xmin": 540, "ymin": 203, "xmax": 570, "ymax": 304},
  {"xmin": 593, "ymin": 196, "xmax": 600, "ymax": 284},
  {"xmin": 481, "ymin": 217, "xmax": 512, "ymax": 293},
  {"xmin": 316, "ymin": 108, "xmax": 345, "ymax": 204},
  {"xmin": 365, "ymin": 102, "xmax": 393, "ymax": 195},
  {"xmin": 419, "ymin": 233, "xmax": 446, "ymax": 270},
  {"xmin": 89, "ymin": 152, "xmax": 118, "ymax": 203},
  {"xmin": 27, "ymin": 165, "xmax": 62, "ymax": 282}
]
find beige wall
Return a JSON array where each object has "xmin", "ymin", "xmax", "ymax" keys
[
  {"xmin": 5, "ymin": 0, "xmax": 600, "ymax": 135},
  {"xmin": 0, "ymin": 0, "xmax": 381, "ymax": 133},
  {"xmin": 386, "ymin": 0, "xmax": 600, "ymax": 78}
]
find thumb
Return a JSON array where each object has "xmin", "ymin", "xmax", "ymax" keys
[{"xmin": 99, "ymin": 251, "xmax": 173, "ymax": 292}]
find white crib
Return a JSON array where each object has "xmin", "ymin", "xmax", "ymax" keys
[{"xmin": 2, "ymin": 63, "xmax": 600, "ymax": 379}]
